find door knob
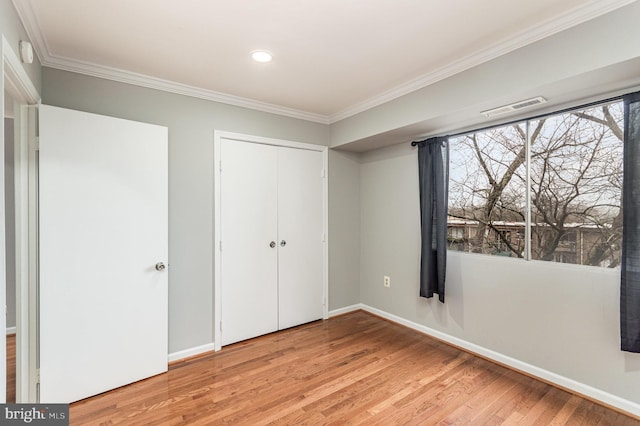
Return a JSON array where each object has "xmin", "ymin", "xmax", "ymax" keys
[
  {"xmin": 280, "ymin": 240, "xmax": 287, "ymax": 247},
  {"xmin": 155, "ymin": 262, "xmax": 166, "ymax": 271},
  {"xmin": 269, "ymin": 241, "xmax": 276, "ymax": 248}
]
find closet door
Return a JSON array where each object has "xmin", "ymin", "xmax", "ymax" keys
[
  {"xmin": 277, "ymin": 147, "xmax": 324, "ymax": 329},
  {"xmin": 220, "ymin": 140, "xmax": 278, "ymax": 346}
]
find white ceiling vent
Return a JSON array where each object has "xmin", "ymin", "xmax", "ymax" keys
[{"xmin": 481, "ymin": 96, "xmax": 547, "ymax": 118}]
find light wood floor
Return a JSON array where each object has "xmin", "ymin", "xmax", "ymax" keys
[
  {"xmin": 70, "ymin": 311, "xmax": 638, "ymax": 425},
  {"xmin": 6, "ymin": 333, "xmax": 16, "ymax": 403}
]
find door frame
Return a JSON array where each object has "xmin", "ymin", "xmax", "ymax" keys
[
  {"xmin": 2, "ymin": 35, "xmax": 40, "ymax": 403},
  {"xmin": 213, "ymin": 131, "xmax": 328, "ymax": 351}
]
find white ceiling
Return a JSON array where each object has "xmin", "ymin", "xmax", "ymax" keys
[{"xmin": 13, "ymin": 0, "xmax": 638, "ymax": 123}]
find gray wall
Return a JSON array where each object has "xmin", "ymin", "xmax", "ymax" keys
[
  {"xmin": 0, "ymin": 0, "xmax": 42, "ymax": 94},
  {"xmin": 359, "ymin": 142, "xmax": 640, "ymax": 408},
  {"xmin": 4, "ymin": 118, "xmax": 15, "ymax": 330},
  {"xmin": 328, "ymin": 150, "xmax": 361, "ymax": 309},
  {"xmin": 40, "ymin": 68, "xmax": 357, "ymax": 353}
]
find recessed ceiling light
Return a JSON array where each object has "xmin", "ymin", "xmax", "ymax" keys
[{"xmin": 251, "ymin": 50, "xmax": 273, "ymax": 63}]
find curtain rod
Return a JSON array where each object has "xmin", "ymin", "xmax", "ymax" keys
[
  {"xmin": 411, "ymin": 137, "xmax": 445, "ymax": 147},
  {"xmin": 411, "ymin": 94, "xmax": 624, "ymax": 146}
]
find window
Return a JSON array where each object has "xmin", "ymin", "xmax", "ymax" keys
[
  {"xmin": 448, "ymin": 125, "xmax": 527, "ymax": 257},
  {"xmin": 448, "ymin": 101, "xmax": 623, "ymax": 268}
]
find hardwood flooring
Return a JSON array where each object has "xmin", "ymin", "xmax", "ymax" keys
[
  {"xmin": 6, "ymin": 333, "xmax": 16, "ymax": 403},
  {"xmin": 70, "ymin": 311, "xmax": 639, "ymax": 425}
]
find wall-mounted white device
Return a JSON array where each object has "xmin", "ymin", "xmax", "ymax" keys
[{"xmin": 19, "ymin": 40, "xmax": 34, "ymax": 64}]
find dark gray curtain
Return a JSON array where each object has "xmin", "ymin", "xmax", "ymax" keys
[
  {"xmin": 417, "ymin": 137, "xmax": 449, "ymax": 302},
  {"xmin": 622, "ymin": 91, "xmax": 640, "ymax": 353}
]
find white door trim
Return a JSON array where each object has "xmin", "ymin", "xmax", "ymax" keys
[
  {"xmin": 213, "ymin": 131, "xmax": 328, "ymax": 351},
  {"xmin": 2, "ymin": 35, "xmax": 40, "ymax": 403},
  {"xmin": 2, "ymin": 37, "xmax": 39, "ymax": 105}
]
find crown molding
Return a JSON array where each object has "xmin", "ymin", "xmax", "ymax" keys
[
  {"xmin": 328, "ymin": 0, "xmax": 639, "ymax": 123},
  {"xmin": 43, "ymin": 54, "xmax": 331, "ymax": 124},
  {"xmin": 13, "ymin": 0, "xmax": 637, "ymax": 126},
  {"xmin": 11, "ymin": 0, "xmax": 49, "ymax": 65},
  {"xmin": 11, "ymin": 1, "xmax": 330, "ymax": 124}
]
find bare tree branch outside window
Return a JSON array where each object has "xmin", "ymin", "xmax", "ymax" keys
[{"xmin": 447, "ymin": 102, "xmax": 623, "ymax": 268}]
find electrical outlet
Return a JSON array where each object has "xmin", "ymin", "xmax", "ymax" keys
[{"xmin": 383, "ymin": 276, "xmax": 391, "ymax": 287}]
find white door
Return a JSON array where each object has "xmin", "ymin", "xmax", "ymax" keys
[
  {"xmin": 219, "ymin": 138, "xmax": 323, "ymax": 346},
  {"xmin": 38, "ymin": 105, "xmax": 168, "ymax": 403},
  {"xmin": 220, "ymin": 139, "xmax": 278, "ymax": 346},
  {"xmin": 277, "ymin": 147, "xmax": 324, "ymax": 329}
]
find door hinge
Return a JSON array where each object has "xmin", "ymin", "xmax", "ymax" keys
[
  {"xmin": 321, "ymin": 169, "xmax": 325, "ymax": 178},
  {"xmin": 219, "ymin": 161, "xmax": 222, "ymax": 172},
  {"xmin": 322, "ymin": 233, "xmax": 326, "ymax": 242},
  {"xmin": 219, "ymin": 241, "xmax": 223, "ymax": 251},
  {"xmin": 35, "ymin": 137, "xmax": 40, "ymax": 151}
]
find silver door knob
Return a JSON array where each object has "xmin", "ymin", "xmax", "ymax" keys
[
  {"xmin": 269, "ymin": 241, "xmax": 276, "ymax": 248},
  {"xmin": 155, "ymin": 262, "xmax": 166, "ymax": 271},
  {"xmin": 280, "ymin": 240, "xmax": 287, "ymax": 247}
]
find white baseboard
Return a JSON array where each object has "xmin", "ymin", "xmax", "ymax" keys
[
  {"xmin": 6, "ymin": 327, "xmax": 16, "ymax": 335},
  {"xmin": 164, "ymin": 306, "xmax": 639, "ymax": 417},
  {"xmin": 359, "ymin": 304, "xmax": 640, "ymax": 418},
  {"xmin": 329, "ymin": 304, "xmax": 363, "ymax": 317},
  {"xmin": 171, "ymin": 306, "xmax": 360, "ymax": 362},
  {"xmin": 168, "ymin": 342, "xmax": 216, "ymax": 363}
]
